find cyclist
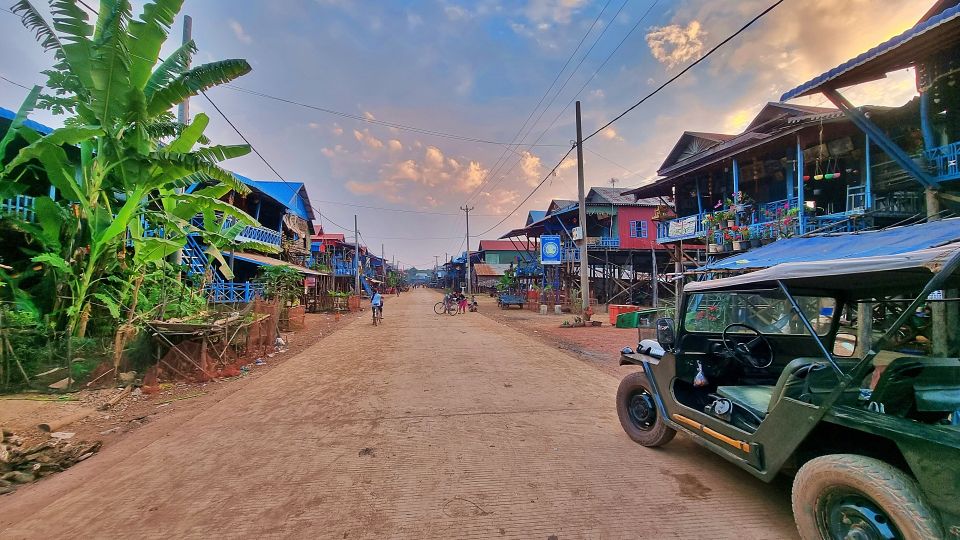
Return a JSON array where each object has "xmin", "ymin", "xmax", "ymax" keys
[{"xmin": 371, "ymin": 288, "xmax": 383, "ymax": 321}]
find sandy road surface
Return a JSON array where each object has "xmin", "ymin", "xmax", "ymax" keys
[{"xmin": 0, "ymin": 289, "xmax": 795, "ymax": 539}]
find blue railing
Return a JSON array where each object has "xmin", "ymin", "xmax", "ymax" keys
[
  {"xmin": 656, "ymin": 214, "xmax": 706, "ymax": 242},
  {"xmin": 925, "ymin": 141, "xmax": 960, "ymax": 183},
  {"xmin": 516, "ymin": 260, "xmax": 543, "ymax": 277},
  {"xmin": 222, "ymin": 217, "xmax": 282, "ymax": 248},
  {"xmin": 331, "ymin": 256, "xmax": 354, "ymax": 276},
  {"xmin": 0, "ymin": 195, "xmax": 36, "ymax": 222},
  {"xmin": 205, "ymin": 281, "xmax": 264, "ymax": 303}
]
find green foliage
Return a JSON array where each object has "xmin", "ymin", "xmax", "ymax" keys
[
  {"xmin": 496, "ymin": 268, "xmax": 517, "ymax": 292},
  {"xmin": 257, "ymin": 266, "xmax": 303, "ymax": 307},
  {"xmin": 2, "ymin": 0, "xmax": 255, "ymax": 336}
]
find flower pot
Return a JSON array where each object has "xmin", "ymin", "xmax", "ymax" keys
[
  {"xmin": 732, "ymin": 241, "xmax": 747, "ymax": 251},
  {"xmin": 761, "ymin": 237, "xmax": 774, "ymax": 245},
  {"xmin": 727, "ymin": 220, "xmax": 736, "ymax": 228},
  {"xmin": 722, "ymin": 243, "xmax": 733, "ymax": 253},
  {"xmin": 708, "ymin": 244, "xmax": 721, "ymax": 254},
  {"xmin": 750, "ymin": 239, "xmax": 761, "ymax": 248}
]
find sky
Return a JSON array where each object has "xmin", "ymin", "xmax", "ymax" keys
[{"xmin": 0, "ymin": 0, "xmax": 934, "ymax": 269}]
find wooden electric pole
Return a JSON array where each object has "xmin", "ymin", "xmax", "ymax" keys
[
  {"xmin": 575, "ymin": 101, "xmax": 590, "ymax": 313},
  {"xmin": 461, "ymin": 205, "xmax": 474, "ymax": 296}
]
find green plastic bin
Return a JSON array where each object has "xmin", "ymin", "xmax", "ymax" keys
[{"xmin": 616, "ymin": 311, "xmax": 639, "ymax": 328}]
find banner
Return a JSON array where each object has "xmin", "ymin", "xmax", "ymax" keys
[{"xmin": 540, "ymin": 235, "xmax": 562, "ymax": 265}]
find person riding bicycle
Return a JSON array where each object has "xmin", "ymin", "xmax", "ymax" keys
[{"xmin": 371, "ymin": 288, "xmax": 383, "ymax": 319}]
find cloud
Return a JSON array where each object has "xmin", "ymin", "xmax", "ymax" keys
[
  {"xmin": 600, "ymin": 127, "xmax": 624, "ymax": 142},
  {"xmin": 525, "ymin": 0, "xmax": 588, "ymax": 24},
  {"xmin": 308, "ymin": 122, "xmax": 321, "ymax": 129},
  {"xmin": 363, "ymin": 111, "xmax": 376, "ymax": 120},
  {"xmin": 407, "ymin": 12, "xmax": 423, "ymax": 28},
  {"xmin": 331, "ymin": 123, "xmax": 344, "ymax": 136},
  {"xmin": 518, "ymin": 151, "xmax": 543, "ymax": 186},
  {"xmin": 425, "ymin": 146, "xmax": 445, "ymax": 168},
  {"xmin": 388, "ymin": 139, "xmax": 403, "ymax": 151},
  {"xmin": 345, "ymin": 180, "xmax": 378, "ymax": 194},
  {"xmin": 353, "ymin": 129, "xmax": 384, "ymax": 149},
  {"xmin": 589, "ymin": 88, "xmax": 605, "ymax": 100},
  {"xmin": 320, "ymin": 144, "xmax": 347, "ymax": 158},
  {"xmin": 646, "ymin": 21, "xmax": 705, "ymax": 68},
  {"xmin": 444, "ymin": 4, "xmax": 470, "ymax": 21},
  {"xmin": 228, "ymin": 19, "xmax": 252, "ymax": 44}
]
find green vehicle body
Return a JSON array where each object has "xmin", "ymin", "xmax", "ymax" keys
[{"xmin": 618, "ymin": 246, "xmax": 960, "ymax": 537}]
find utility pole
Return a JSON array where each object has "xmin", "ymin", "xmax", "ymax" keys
[
  {"xmin": 172, "ymin": 14, "xmax": 192, "ymax": 270},
  {"xmin": 575, "ymin": 101, "xmax": 590, "ymax": 313},
  {"xmin": 354, "ymin": 215, "xmax": 360, "ymax": 295},
  {"xmin": 461, "ymin": 205, "xmax": 474, "ymax": 296}
]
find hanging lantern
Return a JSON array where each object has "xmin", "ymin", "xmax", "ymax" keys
[
  {"xmin": 814, "ymin": 174, "xmax": 824, "ymax": 181},
  {"xmin": 803, "ymin": 175, "xmax": 811, "ymax": 181}
]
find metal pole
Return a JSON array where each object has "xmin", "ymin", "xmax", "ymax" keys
[
  {"xmin": 354, "ymin": 215, "xmax": 360, "ymax": 295},
  {"xmin": 461, "ymin": 205, "xmax": 474, "ymax": 296},
  {"xmin": 575, "ymin": 101, "xmax": 590, "ymax": 312}
]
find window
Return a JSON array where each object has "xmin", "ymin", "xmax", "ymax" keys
[
  {"xmin": 629, "ymin": 220, "xmax": 648, "ymax": 238},
  {"xmin": 683, "ymin": 291, "xmax": 835, "ymax": 336}
]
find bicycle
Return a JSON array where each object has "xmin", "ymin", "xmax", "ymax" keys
[
  {"xmin": 433, "ymin": 297, "xmax": 458, "ymax": 316},
  {"xmin": 372, "ymin": 304, "xmax": 383, "ymax": 325}
]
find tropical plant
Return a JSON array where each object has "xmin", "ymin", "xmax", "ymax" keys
[
  {"xmin": 496, "ymin": 267, "xmax": 517, "ymax": 292},
  {"xmin": 257, "ymin": 265, "xmax": 303, "ymax": 307},
  {"xmin": 1, "ymin": 0, "xmax": 261, "ymax": 335}
]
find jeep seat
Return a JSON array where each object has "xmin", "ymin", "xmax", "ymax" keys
[{"xmin": 717, "ymin": 358, "xmax": 821, "ymax": 419}]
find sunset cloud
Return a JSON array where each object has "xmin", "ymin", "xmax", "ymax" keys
[{"xmin": 646, "ymin": 21, "xmax": 705, "ymax": 68}]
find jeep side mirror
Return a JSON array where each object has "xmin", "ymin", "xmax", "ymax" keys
[
  {"xmin": 656, "ymin": 318, "xmax": 675, "ymax": 349},
  {"xmin": 833, "ymin": 332, "xmax": 857, "ymax": 357}
]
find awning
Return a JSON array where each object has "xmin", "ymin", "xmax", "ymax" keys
[
  {"xmin": 701, "ymin": 218, "xmax": 960, "ymax": 272},
  {"xmin": 229, "ymin": 251, "xmax": 326, "ymax": 276},
  {"xmin": 685, "ymin": 242, "xmax": 960, "ymax": 295},
  {"xmin": 780, "ymin": 4, "xmax": 960, "ymax": 100}
]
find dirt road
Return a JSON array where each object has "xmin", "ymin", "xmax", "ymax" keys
[{"xmin": 0, "ymin": 289, "xmax": 795, "ymax": 539}]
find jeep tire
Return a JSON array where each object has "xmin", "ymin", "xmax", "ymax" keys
[
  {"xmin": 616, "ymin": 371, "xmax": 675, "ymax": 447},
  {"xmin": 792, "ymin": 454, "xmax": 943, "ymax": 540}
]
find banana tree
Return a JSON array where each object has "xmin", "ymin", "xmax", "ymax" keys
[{"xmin": 1, "ymin": 0, "xmax": 260, "ymax": 335}]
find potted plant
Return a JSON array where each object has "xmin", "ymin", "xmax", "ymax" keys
[
  {"xmin": 732, "ymin": 227, "xmax": 748, "ymax": 252},
  {"xmin": 721, "ymin": 229, "xmax": 734, "ymax": 252}
]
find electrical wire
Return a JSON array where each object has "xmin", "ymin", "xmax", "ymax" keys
[
  {"xmin": 462, "ymin": 0, "xmax": 614, "ymax": 204},
  {"xmin": 466, "ymin": 0, "xmax": 631, "ymax": 205},
  {"xmin": 0, "ymin": 74, "xmax": 32, "ymax": 90},
  {"xmin": 583, "ymin": 0, "xmax": 787, "ymax": 142}
]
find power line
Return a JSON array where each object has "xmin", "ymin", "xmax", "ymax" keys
[
  {"xmin": 584, "ymin": 0, "xmax": 787, "ymax": 142},
  {"xmin": 475, "ymin": 145, "xmax": 576, "ymax": 237},
  {"xmin": 0, "ymin": 74, "xmax": 32, "ymax": 90},
  {"xmin": 223, "ymin": 84, "xmax": 566, "ymax": 149},
  {"xmin": 466, "ymin": 0, "xmax": 630, "ymax": 205},
  {"xmin": 462, "ymin": 0, "xmax": 614, "ymax": 204}
]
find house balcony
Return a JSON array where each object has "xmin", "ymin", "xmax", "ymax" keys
[
  {"xmin": 0, "ymin": 195, "xmax": 36, "ymax": 222},
  {"xmin": 560, "ymin": 236, "xmax": 620, "ymax": 262},
  {"xmin": 205, "ymin": 281, "xmax": 264, "ymax": 304},
  {"xmin": 331, "ymin": 256, "xmax": 355, "ymax": 276},
  {"xmin": 226, "ymin": 218, "xmax": 282, "ymax": 249},
  {"xmin": 924, "ymin": 141, "xmax": 960, "ymax": 183}
]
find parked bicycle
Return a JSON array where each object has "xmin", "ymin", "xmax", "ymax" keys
[{"xmin": 433, "ymin": 295, "xmax": 458, "ymax": 316}]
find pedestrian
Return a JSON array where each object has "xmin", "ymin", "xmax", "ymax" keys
[{"xmin": 458, "ymin": 292, "xmax": 468, "ymax": 314}]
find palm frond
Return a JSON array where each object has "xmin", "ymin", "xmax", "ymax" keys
[
  {"xmin": 193, "ymin": 144, "xmax": 251, "ymax": 164},
  {"xmin": 146, "ymin": 120, "xmax": 210, "ymax": 144},
  {"xmin": 128, "ymin": 0, "xmax": 184, "ymax": 89},
  {"xmin": 89, "ymin": 0, "xmax": 134, "ymax": 126},
  {"xmin": 146, "ymin": 59, "xmax": 251, "ymax": 116},
  {"xmin": 145, "ymin": 39, "xmax": 196, "ymax": 99},
  {"xmin": 48, "ymin": 0, "xmax": 93, "ymax": 43},
  {"xmin": 11, "ymin": 1, "xmax": 65, "ymax": 58}
]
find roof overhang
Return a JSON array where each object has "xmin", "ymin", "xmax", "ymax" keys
[
  {"xmin": 230, "ymin": 252, "xmax": 326, "ymax": 276},
  {"xmin": 781, "ymin": 4, "xmax": 960, "ymax": 101}
]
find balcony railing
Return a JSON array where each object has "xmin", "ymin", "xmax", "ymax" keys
[
  {"xmin": 223, "ymin": 217, "xmax": 282, "ymax": 248},
  {"xmin": 925, "ymin": 141, "xmax": 960, "ymax": 183},
  {"xmin": 0, "ymin": 195, "xmax": 36, "ymax": 222},
  {"xmin": 205, "ymin": 281, "xmax": 264, "ymax": 304}
]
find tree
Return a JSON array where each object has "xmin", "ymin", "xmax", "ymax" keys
[{"xmin": 1, "ymin": 0, "xmax": 262, "ymax": 335}]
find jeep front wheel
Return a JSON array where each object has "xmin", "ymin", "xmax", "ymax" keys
[
  {"xmin": 792, "ymin": 454, "xmax": 943, "ymax": 540},
  {"xmin": 616, "ymin": 371, "xmax": 675, "ymax": 447}
]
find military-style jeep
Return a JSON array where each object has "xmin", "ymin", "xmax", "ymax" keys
[{"xmin": 616, "ymin": 243, "xmax": 960, "ymax": 539}]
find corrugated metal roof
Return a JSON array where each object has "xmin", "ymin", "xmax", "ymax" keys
[
  {"xmin": 781, "ymin": 3, "xmax": 960, "ymax": 101},
  {"xmin": 702, "ymin": 218, "xmax": 960, "ymax": 272},
  {"xmin": 0, "ymin": 106, "xmax": 54, "ymax": 135},
  {"xmin": 230, "ymin": 251, "xmax": 326, "ymax": 275},
  {"xmin": 478, "ymin": 240, "xmax": 535, "ymax": 252},
  {"xmin": 234, "ymin": 174, "xmax": 314, "ymax": 222},
  {"xmin": 473, "ymin": 263, "xmax": 511, "ymax": 277}
]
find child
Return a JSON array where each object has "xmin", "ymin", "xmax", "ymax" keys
[{"xmin": 458, "ymin": 292, "xmax": 468, "ymax": 314}]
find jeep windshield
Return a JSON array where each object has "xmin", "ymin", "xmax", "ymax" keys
[{"xmin": 683, "ymin": 290, "xmax": 835, "ymax": 336}]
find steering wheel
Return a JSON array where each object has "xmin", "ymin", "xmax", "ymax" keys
[{"xmin": 721, "ymin": 323, "xmax": 774, "ymax": 369}]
